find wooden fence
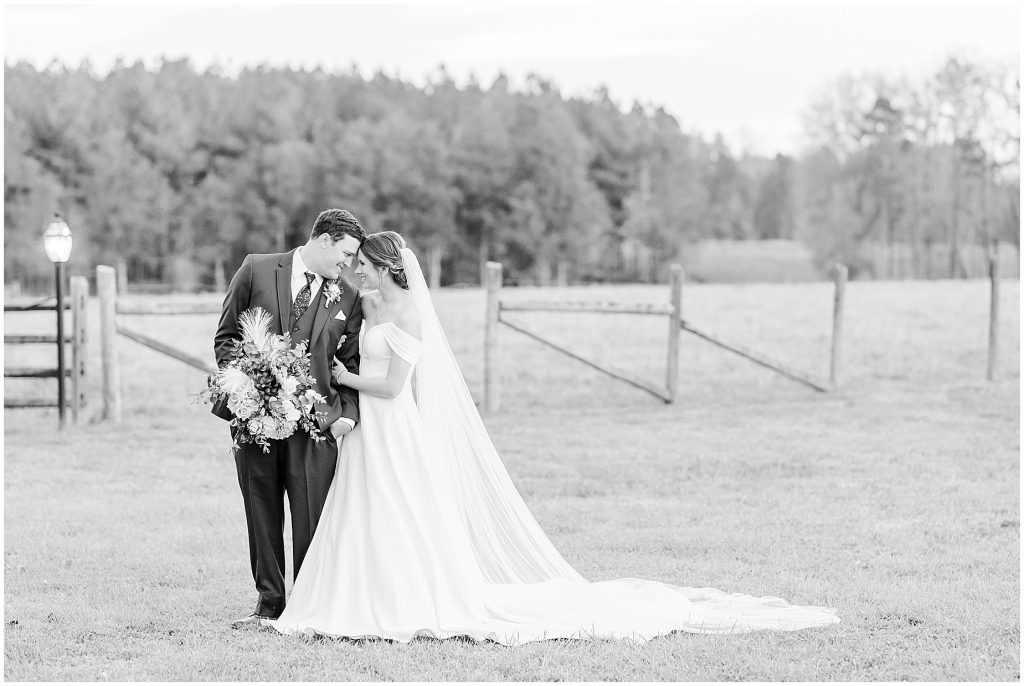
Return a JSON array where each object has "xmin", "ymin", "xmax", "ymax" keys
[
  {"xmin": 96, "ymin": 265, "xmax": 218, "ymax": 421},
  {"xmin": 4, "ymin": 276, "xmax": 89, "ymax": 422},
  {"xmin": 482, "ymin": 262, "xmax": 843, "ymax": 414},
  {"xmin": 91, "ymin": 250, "xmax": 1006, "ymax": 421}
]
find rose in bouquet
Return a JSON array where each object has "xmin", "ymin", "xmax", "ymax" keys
[{"xmin": 196, "ymin": 307, "xmax": 329, "ymax": 453}]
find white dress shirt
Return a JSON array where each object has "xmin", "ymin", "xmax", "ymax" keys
[
  {"xmin": 291, "ymin": 249, "xmax": 323, "ymax": 304},
  {"xmin": 292, "ymin": 249, "xmax": 355, "ymax": 433}
]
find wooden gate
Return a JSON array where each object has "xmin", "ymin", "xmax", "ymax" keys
[
  {"xmin": 482, "ymin": 262, "xmax": 844, "ymax": 414},
  {"xmin": 483, "ymin": 262, "xmax": 684, "ymax": 414},
  {"xmin": 4, "ymin": 276, "xmax": 89, "ymax": 422}
]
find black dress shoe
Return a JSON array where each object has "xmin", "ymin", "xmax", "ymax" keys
[{"xmin": 230, "ymin": 613, "xmax": 277, "ymax": 629}]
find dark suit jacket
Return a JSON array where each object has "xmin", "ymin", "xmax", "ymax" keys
[{"xmin": 212, "ymin": 249, "xmax": 362, "ymax": 434}]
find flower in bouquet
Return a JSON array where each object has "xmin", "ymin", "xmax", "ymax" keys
[
  {"xmin": 278, "ymin": 395, "xmax": 303, "ymax": 421},
  {"xmin": 262, "ymin": 415, "xmax": 296, "ymax": 441},
  {"xmin": 228, "ymin": 389, "xmax": 262, "ymax": 421},
  {"xmin": 210, "ymin": 367, "xmax": 258, "ymax": 420},
  {"xmin": 194, "ymin": 307, "xmax": 330, "ymax": 453},
  {"xmin": 277, "ymin": 370, "xmax": 300, "ymax": 398},
  {"xmin": 300, "ymin": 388, "xmax": 323, "ymax": 408}
]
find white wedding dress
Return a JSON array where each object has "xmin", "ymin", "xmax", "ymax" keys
[{"xmin": 269, "ymin": 251, "xmax": 838, "ymax": 644}]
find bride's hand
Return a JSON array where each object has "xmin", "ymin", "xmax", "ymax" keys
[
  {"xmin": 330, "ymin": 419, "xmax": 354, "ymax": 438},
  {"xmin": 332, "ymin": 360, "xmax": 349, "ymax": 384}
]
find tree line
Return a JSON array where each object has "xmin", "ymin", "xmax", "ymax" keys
[{"xmin": 4, "ymin": 56, "xmax": 1018, "ymax": 290}]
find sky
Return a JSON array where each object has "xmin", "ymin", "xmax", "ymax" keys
[{"xmin": 3, "ymin": 2, "xmax": 1020, "ymax": 155}]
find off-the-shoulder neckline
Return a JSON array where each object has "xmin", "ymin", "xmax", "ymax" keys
[{"xmin": 365, "ymin": 320, "xmax": 422, "ymax": 342}]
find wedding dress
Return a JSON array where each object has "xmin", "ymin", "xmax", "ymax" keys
[{"xmin": 269, "ymin": 250, "xmax": 839, "ymax": 644}]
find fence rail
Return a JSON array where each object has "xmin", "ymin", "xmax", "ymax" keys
[
  {"xmin": 679, "ymin": 320, "xmax": 830, "ymax": 393},
  {"xmin": 4, "ymin": 335, "xmax": 73, "ymax": 344},
  {"xmin": 116, "ymin": 324, "xmax": 216, "ymax": 374},
  {"xmin": 498, "ymin": 312, "xmax": 671, "ymax": 402},
  {"xmin": 5, "ymin": 366, "xmax": 74, "ymax": 378},
  {"xmin": 5, "ymin": 398, "xmax": 68, "ymax": 408},
  {"xmin": 498, "ymin": 300, "xmax": 675, "ymax": 316},
  {"xmin": 4, "ymin": 302, "xmax": 71, "ymax": 312},
  {"xmin": 115, "ymin": 301, "xmax": 222, "ymax": 316}
]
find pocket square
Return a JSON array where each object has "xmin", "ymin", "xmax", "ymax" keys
[{"xmin": 333, "ymin": 310, "xmax": 346, "ymax": 321}]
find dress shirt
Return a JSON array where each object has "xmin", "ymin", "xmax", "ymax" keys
[{"xmin": 292, "ymin": 249, "xmax": 323, "ymax": 304}]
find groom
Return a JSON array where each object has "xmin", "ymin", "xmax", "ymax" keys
[{"xmin": 213, "ymin": 208, "xmax": 365, "ymax": 628}]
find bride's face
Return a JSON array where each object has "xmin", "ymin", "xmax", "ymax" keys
[{"xmin": 354, "ymin": 250, "xmax": 383, "ymax": 290}]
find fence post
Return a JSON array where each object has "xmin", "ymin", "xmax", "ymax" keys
[
  {"xmin": 97, "ymin": 265, "xmax": 122, "ymax": 422},
  {"xmin": 115, "ymin": 257, "xmax": 128, "ymax": 294},
  {"xmin": 556, "ymin": 260, "xmax": 569, "ymax": 287},
  {"xmin": 830, "ymin": 263, "xmax": 848, "ymax": 389},
  {"xmin": 428, "ymin": 245, "xmax": 443, "ymax": 290},
  {"xmin": 987, "ymin": 243, "xmax": 1000, "ymax": 381},
  {"xmin": 213, "ymin": 258, "xmax": 227, "ymax": 293},
  {"xmin": 70, "ymin": 275, "xmax": 88, "ymax": 424},
  {"xmin": 666, "ymin": 264, "xmax": 683, "ymax": 402},
  {"xmin": 483, "ymin": 261, "xmax": 502, "ymax": 415}
]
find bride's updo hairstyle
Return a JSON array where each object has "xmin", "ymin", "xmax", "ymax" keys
[{"xmin": 360, "ymin": 231, "xmax": 409, "ymax": 290}]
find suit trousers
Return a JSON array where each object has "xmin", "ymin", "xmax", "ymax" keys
[{"xmin": 234, "ymin": 431, "xmax": 338, "ymax": 618}]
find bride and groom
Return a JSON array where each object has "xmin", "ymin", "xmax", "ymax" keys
[{"xmin": 213, "ymin": 208, "xmax": 839, "ymax": 643}]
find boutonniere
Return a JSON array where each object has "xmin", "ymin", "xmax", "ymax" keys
[{"xmin": 323, "ymin": 279, "xmax": 343, "ymax": 308}]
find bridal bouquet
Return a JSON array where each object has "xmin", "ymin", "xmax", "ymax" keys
[{"xmin": 196, "ymin": 307, "xmax": 328, "ymax": 453}]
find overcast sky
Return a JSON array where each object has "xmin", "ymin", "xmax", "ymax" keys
[{"xmin": 3, "ymin": 2, "xmax": 1020, "ymax": 155}]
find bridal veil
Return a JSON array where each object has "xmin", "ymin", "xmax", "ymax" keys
[{"xmin": 401, "ymin": 247, "xmax": 586, "ymax": 585}]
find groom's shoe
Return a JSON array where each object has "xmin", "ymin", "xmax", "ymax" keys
[{"xmin": 229, "ymin": 613, "xmax": 276, "ymax": 630}]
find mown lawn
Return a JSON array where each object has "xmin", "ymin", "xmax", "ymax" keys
[{"xmin": 4, "ymin": 278, "xmax": 1019, "ymax": 680}]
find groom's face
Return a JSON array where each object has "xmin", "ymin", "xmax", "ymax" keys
[{"xmin": 315, "ymin": 234, "xmax": 361, "ymax": 280}]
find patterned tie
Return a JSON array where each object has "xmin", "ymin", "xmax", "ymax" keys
[{"xmin": 293, "ymin": 272, "xmax": 316, "ymax": 322}]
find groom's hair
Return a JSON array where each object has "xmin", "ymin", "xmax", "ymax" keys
[{"xmin": 311, "ymin": 209, "xmax": 366, "ymax": 242}]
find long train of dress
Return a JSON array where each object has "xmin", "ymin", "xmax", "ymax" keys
[{"xmin": 269, "ymin": 322, "xmax": 838, "ymax": 644}]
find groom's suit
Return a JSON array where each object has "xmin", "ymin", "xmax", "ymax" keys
[{"xmin": 214, "ymin": 248, "xmax": 363, "ymax": 618}]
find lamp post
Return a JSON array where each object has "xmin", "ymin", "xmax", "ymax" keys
[{"xmin": 43, "ymin": 214, "xmax": 72, "ymax": 428}]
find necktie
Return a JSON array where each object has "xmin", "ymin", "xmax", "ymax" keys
[{"xmin": 293, "ymin": 272, "xmax": 315, "ymax": 321}]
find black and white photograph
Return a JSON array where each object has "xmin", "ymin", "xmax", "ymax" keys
[{"xmin": 2, "ymin": 1, "xmax": 1020, "ymax": 681}]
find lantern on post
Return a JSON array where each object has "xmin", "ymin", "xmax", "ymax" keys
[{"xmin": 43, "ymin": 213, "xmax": 72, "ymax": 428}]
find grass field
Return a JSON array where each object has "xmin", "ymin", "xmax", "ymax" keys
[{"xmin": 4, "ymin": 278, "xmax": 1020, "ymax": 681}]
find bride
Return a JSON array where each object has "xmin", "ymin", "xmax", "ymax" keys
[{"xmin": 268, "ymin": 231, "xmax": 838, "ymax": 643}]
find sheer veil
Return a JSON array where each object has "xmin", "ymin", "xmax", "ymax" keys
[{"xmin": 400, "ymin": 248, "xmax": 585, "ymax": 584}]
